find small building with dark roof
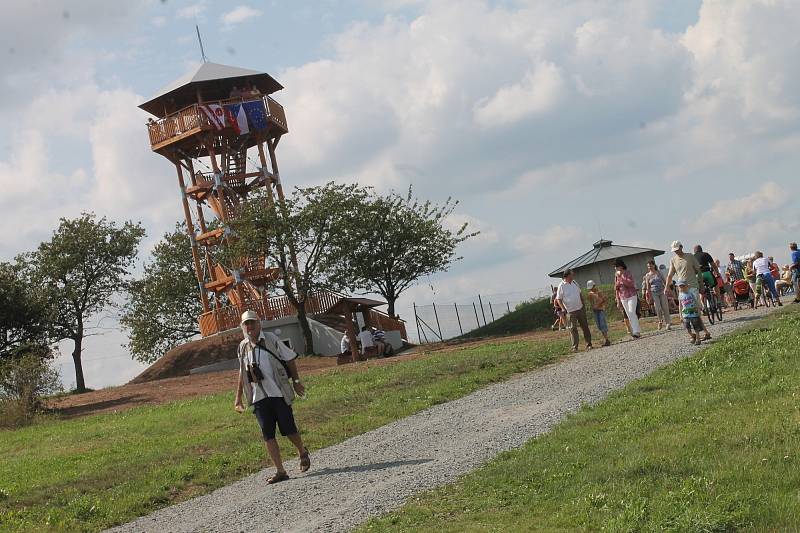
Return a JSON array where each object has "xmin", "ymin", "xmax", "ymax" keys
[{"xmin": 548, "ymin": 239, "xmax": 665, "ymax": 290}]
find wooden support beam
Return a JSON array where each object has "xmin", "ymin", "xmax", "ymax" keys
[{"xmin": 175, "ymin": 162, "xmax": 210, "ymax": 313}]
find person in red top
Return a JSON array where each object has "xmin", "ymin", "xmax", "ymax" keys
[
  {"xmin": 768, "ymin": 257, "xmax": 780, "ymax": 280},
  {"xmin": 614, "ymin": 258, "xmax": 641, "ymax": 338}
]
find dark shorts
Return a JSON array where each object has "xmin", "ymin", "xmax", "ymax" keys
[
  {"xmin": 252, "ymin": 397, "xmax": 298, "ymax": 440},
  {"xmin": 593, "ymin": 309, "xmax": 608, "ymax": 333},
  {"xmin": 683, "ymin": 316, "xmax": 703, "ymax": 333}
]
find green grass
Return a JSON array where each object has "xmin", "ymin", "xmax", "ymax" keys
[
  {"xmin": 0, "ymin": 332, "xmax": 580, "ymax": 532},
  {"xmin": 362, "ymin": 306, "xmax": 800, "ymax": 532},
  {"xmin": 463, "ymin": 285, "xmax": 623, "ymax": 338}
]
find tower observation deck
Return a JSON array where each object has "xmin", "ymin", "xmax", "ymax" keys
[{"xmin": 140, "ymin": 62, "xmax": 296, "ymax": 336}]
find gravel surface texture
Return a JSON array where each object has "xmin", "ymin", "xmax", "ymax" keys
[{"xmin": 108, "ymin": 301, "xmax": 786, "ymax": 533}]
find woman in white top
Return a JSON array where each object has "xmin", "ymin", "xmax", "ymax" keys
[{"xmin": 752, "ymin": 251, "xmax": 783, "ymax": 306}]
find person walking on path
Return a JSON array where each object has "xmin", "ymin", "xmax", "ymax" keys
[
  {"xmin": 555, "ymin": 269, "xmax": 592, "ymax": 352},
  {"xmin": 587, "ymin": 280, "xmax": 611, "ymax": 346},
  {"xmin": 235, "ymin": 310, "xmax": 310, "ymax": 484},
  {"xmin": 643, "ymin": 260, "xmax": 671, "ymax": 330},
  {"xmin": 550, "ymin": 286, "xmax": 567, "ymax": 331},
  {"xmin": 790, "ymin": 242, "xmax": 800, "ymax": 303},
  {"xmin": 753, "ymin": 251, "xmax": 783, "ymax": 307},
  {"xmin": 614, "ymin": 259, "xmax": 641, "ymax": 339},
  {"xmin": 677, "ymin": 281, "xmax": 704, "ymax": 346},
  {"xmin": 727, "ymin": 253, "xmax": 745, "ymax": 281},
  {"xmin": 744, "ymin": 258, "xmax": 758, "ymax": 305},
  {"xmin": 666, "ymin": 240, "xmax": 711, "ymax": 340}
]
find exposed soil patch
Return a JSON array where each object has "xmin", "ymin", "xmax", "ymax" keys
[
  {"xmin": 47, "ymin": 318, "xmax": 637, "ymax": 420},
  {"xmin": 49, "ymin": 356, "xmax": 337, "ymax": 419}
]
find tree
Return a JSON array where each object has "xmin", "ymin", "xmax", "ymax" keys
[
  {"xmin": 28, "ymin": 213, "xmax": 145, "ymax": 392},
  {"xmin": 120, "ymin": 224, "xmax": 203, "ymax": 364},
  {"xmin": 0, "ymin": 261, "xmax": 53, "ymax": 360},
  {"xmin": 230, "ymin": 182, "xmax": 369, "ymax": 354},
  {"xmin": 0, "ymin": 352, "xmax": 62, "ymax": 427},
  {"xmin": 335, "ymin": 187, "xmax": 477, "ymax": 317}
]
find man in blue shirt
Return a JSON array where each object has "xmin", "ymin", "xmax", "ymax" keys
[{"xmin": 790, "ymin": 242, "xmax": 800, "ymax": 303}]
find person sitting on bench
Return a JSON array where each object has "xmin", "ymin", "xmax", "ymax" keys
[{"xmin": 357, "ymin": 326, "xmax": 376, "ymax": 357}]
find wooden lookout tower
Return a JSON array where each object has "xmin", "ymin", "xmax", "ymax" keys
[{"xmin": 140, "ymin": 62, "xmax": 295, "ymax": 337}]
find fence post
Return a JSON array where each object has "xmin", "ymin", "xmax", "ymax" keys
[
  {"xmin": 478, "ymin": 294, "xmax": 488, "ymax": 326},
  {"xmin": 454, "ymin": 303, "xmax": 463, "ymax": 335},
  {"xmin": 488, "ymin": 301, "xmax": 495, "ymax": 321},
  {"xmin": 413, "ymin": 302, "xmax": 423, "ymax": 344},
  {"xmin": 432, "ymin": 302, "xmax": 443, "ymax": 341},
  {"xmin": 473, "ymin": 302, "xmax": 480, "ymax": 329}
]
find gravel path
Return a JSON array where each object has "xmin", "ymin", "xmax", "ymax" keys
[{"xmin": 109, "ymin": 301, "xmax": 786, "ymax": 533}]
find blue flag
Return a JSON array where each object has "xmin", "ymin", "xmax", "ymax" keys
[{"xmin": 242, "ymin": 100, "xmax": 269, "ymax": 131}]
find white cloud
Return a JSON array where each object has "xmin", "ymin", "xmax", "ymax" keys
[
  {"xmin": 513, "ymin": 225, "xmax": 587, "ymax": 255},
  {"xmin": 700, "ymin": 182, "xmax": 788, "ymax": 229},
  {"xmin": 222, "ymin": 6, "xmax": 262, "ymax": 27},
  {"xmin": 274, "ymin": 0, "xmax": 692, "ymax": 197},
  {"xmin": 682, "ymin": 0, "xmax": 800, "ymax": 128},
  {"xmin": 88, "ymin": 89, "xmax": 177, "ymax": 227},
  {"xmin": 176, "ymin": 3, "xmax": 207, "ymax": 20},
  {"xmin": 474, "ymin": 62, "xmax": 565, "ymax": 127},
  {"xmin": 445, "ymin": 213, "xmax": 497, "ymax": 246},
  {"xmin": 0, "ymin": 129, "xmax": 90, "ymax": 255}
]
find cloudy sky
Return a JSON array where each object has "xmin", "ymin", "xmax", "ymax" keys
[{"xmin": 1, "ymin": 0, "xmax": 798, "ymax": 388}]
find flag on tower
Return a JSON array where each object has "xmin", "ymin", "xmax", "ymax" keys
[
  {"xmin": 225, "ymin": 104, "xmax": 250, "ymax": 135},
  {"xmin": 199, "ymin": 104, "xmax": 226, "ymax": 130},
  {"xmin": 242, "ymin": 100, "xmax": 269, "ymax": 130}
]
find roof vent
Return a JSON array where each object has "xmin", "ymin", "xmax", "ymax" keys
[{"xmin": 593, "ymin": 239, "xmax": 613, "ymax": 249}]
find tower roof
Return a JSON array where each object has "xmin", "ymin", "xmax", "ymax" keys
[
  {"xmin": 548, "ymin": 240, "xmax": 664, "ymax": 278},
  {"xmin": 139, "ymin": 62, "xmax": 283, "ymax": 117}
]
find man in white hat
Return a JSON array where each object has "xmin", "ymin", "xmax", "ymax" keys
[
  {"xmin": 234, "ymin": 310, "xmax": 310, "ymax": 483},
  {"xmin": 665, "ymin": 241, "xmax": 711, "ymax": 340}
]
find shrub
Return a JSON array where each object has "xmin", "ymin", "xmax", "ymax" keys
[{"xmin": 0, "ymin": 353, "xmax": 62, "ymax": 428}]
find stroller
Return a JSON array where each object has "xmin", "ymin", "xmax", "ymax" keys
[{"xmin": 732, "ymin": 278, "xmax": 754, "ymax": 310}]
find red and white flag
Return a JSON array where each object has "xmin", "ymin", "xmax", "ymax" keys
[
  {"xmin": 232, "ymin": 105, "xmax": 249, "ymax": 135},
  {"xmin": 200, "ymin": 104, "xmax": 226, "ymax": 130}
]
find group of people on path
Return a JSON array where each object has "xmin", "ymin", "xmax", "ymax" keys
[
  {"xmin": 554, "ymin": 240, "xmax": 800, "ymax": 352},
  {"xmin": 230, "ymin": 240, "xmax": 799, "ymax": 485}
]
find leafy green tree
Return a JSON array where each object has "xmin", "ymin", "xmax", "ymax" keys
[
  {"xmin": 0, "ymin": 352, "xmax": 62, "ymax": 427},
  {"xmin": 28, "ymin": 213, "xmax": 145, "ymax": 392},
  {"xmin": 231, "ymin": 182, "xmax": 370, "ymax": 354},
  {"xmin": 120, "ymin": 224, "xmax": 203, "ymax": 364},
  {"xmin": 0, "ymin": 261, "xmax": 53, "ymax": 360},
  {"xmin": 335, "ymin": 187, "xmax": 477, "ymax": 317}
]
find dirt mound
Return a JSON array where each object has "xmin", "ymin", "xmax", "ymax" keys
[{"xmin": 130, "ymin": 329, "xmax": 244, "ymax": 384}]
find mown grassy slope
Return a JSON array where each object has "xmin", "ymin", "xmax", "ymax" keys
[
  {"xmin": 364, "ymin": 306, "xmax": 800, "ymax": 532},
  {"xmin": 0, "ymin": 331, "xmax": 583, "ymax": 532}
]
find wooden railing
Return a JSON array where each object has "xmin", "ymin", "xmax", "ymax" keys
[
  {"xmin": 265, "ymin": 96, "xmax": 287, "ymax": 131},
  {"xmin": 146, "ymin": 95, "xmax": 289, "ymax": 149},
  {"xmin": 197, "ymin": 289, "xmax": 407, "ymax": 340},
  {"xmin": 366, "ymin": 309, "xmax": 408, "ymax": 340}
]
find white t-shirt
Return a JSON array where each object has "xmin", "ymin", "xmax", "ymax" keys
[
  {"xmin": 358, "ymin": 330, "xmax": 375, "ymax": 352},
  {"xmin": 556, "ymin": 280, "xmax": 583, "ymax": 313},
  {"xmin": 240, "ymin": 332, "xmax": 297, "ymax": 404},
  {"xmin": 753, "ymin": 257, "xmax": 771, "ymax": 276},
  {"xmin": 340, "ymin": 335, "xmax": 350, "ymax": 353}
]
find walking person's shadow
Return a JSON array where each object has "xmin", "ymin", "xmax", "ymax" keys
[{"xmin": 302, "ymin": 458, "xmax": 432, "ymax": 478}]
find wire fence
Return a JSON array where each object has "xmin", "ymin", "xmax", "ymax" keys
[{"xmin": 412, "ymin": 287, "xmax": 553, "ymax": 344}]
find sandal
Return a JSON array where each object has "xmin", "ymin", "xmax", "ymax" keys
[
  {"xmin": 703, "ymin": 333, "xmax": 712, "ymax": 341},
  {"xmin": 267, "ymin": 471, "xmax": 290, "ymax": 484},
  {"xmin": 299, "ymin": 448, "xmax": 311, "ymax": 473}
]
